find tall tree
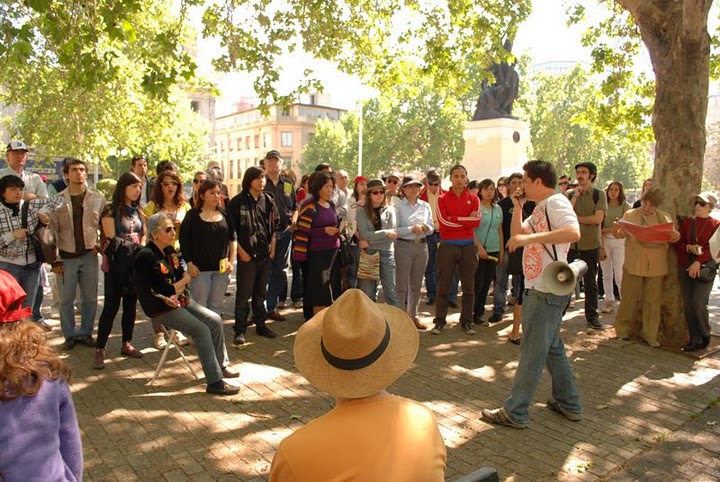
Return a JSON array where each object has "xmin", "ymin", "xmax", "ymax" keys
[{"xmin": 570, "ymin": 0, "xmax": 716, "ymax": 346}]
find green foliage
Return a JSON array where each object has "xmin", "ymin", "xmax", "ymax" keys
[
  {"xmin": 302, "ymin": 76, "xmax": 465, "ymax": 178},
  {"xmin": 202, "ymin": 0, "xmax": 532, "ymax": 111},
  {"xmin": 519, "ymin": 65, "xmax": 651, "ymax": 190},
  {"xmin": 0, "ymin": 0, "xmax": 211, "ymax": 178},
  {"xmin": 95, "ymin": 178, "xmax": 117, "ymax": 201}
]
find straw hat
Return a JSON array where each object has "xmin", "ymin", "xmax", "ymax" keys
[{"xmin": 293, "ymin": 289, "xmax": 419, "ymax": 399}]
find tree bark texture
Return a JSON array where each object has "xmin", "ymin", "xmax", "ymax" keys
[{"xmin": 616, "ymin": 0, "xmax": 712, "ymax": 348}]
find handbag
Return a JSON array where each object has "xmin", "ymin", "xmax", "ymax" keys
[
  {"xmin": 357, "ymin": 249, "xmax": 380, "ymax": 280},
  {"xmin": 21, "ymin": 201, "xmax": 57, "ymax": 264},
  {"xmin": 690, "ymin": 218, "xmax": 719, "ymax": 283}
]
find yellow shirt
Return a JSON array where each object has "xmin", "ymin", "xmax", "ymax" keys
[
  {"xmin": 142, "ymin": 201, "xmax": 191, "ymax": 249},
  {"xmin": 270, "ymin": 395, "xmax": 446, "ymax": 482}
]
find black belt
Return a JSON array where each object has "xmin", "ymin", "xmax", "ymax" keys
[{"xmin": 397, "ymin": 238, "xmax": 426, "ymax": 244}]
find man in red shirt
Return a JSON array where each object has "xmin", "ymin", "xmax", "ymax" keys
[{"xmin": 433, "ymin": 165, "xmax": 481, "ymax": 335}]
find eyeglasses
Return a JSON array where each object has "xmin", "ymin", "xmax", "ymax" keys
[
  {"xmin": 387, "ymin": 179, "xmax": 398, "ymax": 184},
  {"xmin": 164, "ymin": 226, "xmax": 176, "ymax": 233},
  {"xmin": 161, "ymin": 182, "xmax": 179, "ymax": 187},
  {"xmin": 193, "ymin": 179, "xmax": 203, "ymax": 184},
  {"xmin": 558, "ymin": 181, "xmax": 569, "ymax": 186},
  {"xmin": 695, "ymin": 200, "xmax": 708, "ymax": 207},
  {"xmin": 429, "ymin": 182, "xmax": 439, "ymax": 187},
  {"xmin": 370, "ymin": 190, "xmax": 385, "ymax": 195}
]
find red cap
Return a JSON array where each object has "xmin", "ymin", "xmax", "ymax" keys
[
  {"xmin": 0, "ymin": 270, "xmax": 32, "ymax": 323},
  {"xmin": 353, "ymin": 175, "xmax": 368, "ymax": 185}
]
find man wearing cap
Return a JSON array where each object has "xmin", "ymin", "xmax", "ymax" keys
[
  {"xmin": 566, "ymin": 162, "xmax": 606, "ymax": 330},
  {"xmin": 269, "ymin": 289, "xmax": 446, "ymax": 481},
  {"xmin": 1, "ymin": 141, "xmax": 48, "ymax": 200},
  {"xmin": 48, "ymin": 158, "xmax": 106, "ymax": 350},
  {"xmin": 385, "ymin": 171, "xmax": 402, "ymax": 205},
  {"xmin": 263, "ymin": 150, "xmax": 298, "ymax": 322}
]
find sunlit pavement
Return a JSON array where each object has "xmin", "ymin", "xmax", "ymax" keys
[{"xmin": 43, "ymin": 273, "xmax": 720, "ymax": 481}]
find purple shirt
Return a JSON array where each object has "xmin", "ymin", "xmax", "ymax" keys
[
  {"xmin": 310, "ymin": 203, "xmax": 340, "ymax": 251},
  {"xmin": 0, "ymin": 379, "xmax": 83, "ymax": 481}
]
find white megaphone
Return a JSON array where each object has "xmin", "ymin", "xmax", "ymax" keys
[{"xmin": 543, "ymin": 260, "xmax": 588, "ymax": 296}]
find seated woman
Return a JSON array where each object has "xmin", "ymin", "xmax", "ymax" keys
[
  {"xmin": 0, "ymin": 269, "xmax": 83, "ymax": 481},
  {"xmin": 134, "ymin": 213, "xmax": 239, "ymax": 396},
  {"xmin": 674, "ymin": 192, "xmax": 720, "ymax": 351}
]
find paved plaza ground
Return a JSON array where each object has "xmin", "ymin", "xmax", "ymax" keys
[{"xmin": 44, "ymin": 274, "xmax": 720, "ymax": 481}]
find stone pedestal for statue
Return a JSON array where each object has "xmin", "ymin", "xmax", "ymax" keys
[{"xmin": 461, "ymin": 118, "xmax": 531, "ymax": 182}]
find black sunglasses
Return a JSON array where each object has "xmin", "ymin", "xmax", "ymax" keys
[
  {"xmin": 429, "ymin": 182, "xmax": 439, "ymax": 187},
  {"xmin": 559, "ymin": 181, "xmax": 569, "ymax": 186},
  {"xmin": 164, "ymin": 226, "xmax": 176, "ymax": 233},
  {"xmin": 370, "ymin": 190, "xmax": 385, "ymax": 195},
  {"xmin": 695, "ymin": 200, "xmax": 708, "ymax": 207},
  {"xmin": 386, "ymin": 179, "xmax": 398, "ymax": 184}
]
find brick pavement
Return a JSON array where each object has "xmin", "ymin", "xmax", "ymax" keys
[{"xmin": 42, "ymin": 276, "xmax": 720, "ymax": 481}]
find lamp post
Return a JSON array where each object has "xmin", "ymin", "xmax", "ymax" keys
[{"xmin": 358, "ymin": 100, "xmax": 363, "ymax": 177}]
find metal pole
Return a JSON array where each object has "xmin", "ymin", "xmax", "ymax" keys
[{"xmin": 358, "ymin": 100, "xmax": 363, "ymax": 176}]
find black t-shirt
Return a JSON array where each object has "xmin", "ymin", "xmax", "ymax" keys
[
  {"xmin": 498, "ymin": 197, "xmax": 536, "ymax": 243},
  {"xmin": 179, "ymin": 209, "xmax": 236, "ymax": 271}
]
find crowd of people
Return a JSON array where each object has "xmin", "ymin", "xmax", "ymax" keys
[{"xmin": 2, "ymin": 136, "xmax": 720, "ymax": 480}]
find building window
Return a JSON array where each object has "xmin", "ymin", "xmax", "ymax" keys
[
  {"xmin": 263, "ymin": 132, "xmax": 269, "ymax": 148},
  {"xmin": 282, "ymin": 106, "xmax": 291, "ymax": 116},
  {"xmin": 254, "ymin": 135, "xmax": 259, "ymax": 149},
  {"xmin": 237, "ymin": 138, "xmax": 242, "ymax": 151},
  {"xmin": 229, "ymin": 159, "xmax": 234, "ymax": 179},
  {"xmin": 245, "ymin": 136, "xmax": 250, "ymax": 150},
  {"xmin": 190, "ymin": 100, "xmax": 200, "ymax": 112},
  {"xmin": 281, "ymin": 132, "xmax": 293, "ymax": 147}
]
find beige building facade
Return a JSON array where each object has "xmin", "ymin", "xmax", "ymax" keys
[{"xmin": 213, "ymin": 101, "xmax": 345, "ymax": 196}]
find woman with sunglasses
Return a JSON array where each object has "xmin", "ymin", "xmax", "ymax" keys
[
  {"xmin": 495, "ymin": 176, "xmax": 508, "ymax": 201},
  {"xmin": 356, "ymin": 178, "xmax": 399, "ymax": 306},
  {"xmin": 134, "ymin": 212, "xmax": 239, "ymax": 395},
  {"xmin": 674, "ymin": 192, "xmax": 720, "ymax": 351},
  {"xmin": 189, "ymin": 171, "xmax": 208, "ymax": 208},
  {"xmin": 143, "ymin": 170, "xmax": 191, "ymax": 349},
  {"xmin": 180, "ymin": 179, "xmax": 236, "ymax": 317},
  {"xmin": 94, "ymin": 172, "xmax": 145, "ymax": 370}
]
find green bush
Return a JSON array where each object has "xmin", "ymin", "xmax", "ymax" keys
[{"xmin": 95, "ymin": 178, "xmax": 117, "ymax": 201}]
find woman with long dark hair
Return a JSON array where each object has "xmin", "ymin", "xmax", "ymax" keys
[
  {"xmin": 0, "ymin": 270, "xmax": 83, "ymax": 480},
  {"xmin": 599, "ymin": 181, "xmax": 630, "ymax": 313},
  {"xmin": 143, "ymin": 170, "xmax": 191, "ymax": 349},
  {"xmin": 292, "ymin": 172, "xmax": 340, "ymax": 315},
  {"xmin": 180, "ymin": 179, "xmax": 236, "ymax": 316},
  {"xmin": 94, "ymin": 172, "xmax": 145, "ymax": 369},
  {"xmin": 473, "ymin": 179, "xmax": 503, "ymax": 325}
]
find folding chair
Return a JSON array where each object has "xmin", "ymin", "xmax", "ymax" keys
[{"xmin": 147, "ymin": 327, "xmax": 199, "ymax": 386}]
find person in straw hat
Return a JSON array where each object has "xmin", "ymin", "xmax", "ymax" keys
[{"xmin": 269, "ymin": 289, "xmax": 446, "ymax": 481}]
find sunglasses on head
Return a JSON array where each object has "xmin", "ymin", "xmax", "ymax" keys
[
  {"xmin": 695, "ymin": 200, "xmax": 708, "ymax": 207},
  {"xmin": 370, "ymin": 190, "xmax": 385, "ymax": 195}
]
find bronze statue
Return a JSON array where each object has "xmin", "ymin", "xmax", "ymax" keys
[{"xmin": 473, "ymin": 40, "xmax": 519, "ymax": 121}]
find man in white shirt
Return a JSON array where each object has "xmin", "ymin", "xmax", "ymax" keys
[
  {"xmin": 0, "ymin": 141, "xmax": 47, "ymax": 199},
  {"xmin": 482, "ymin": 160, "xmax": 583, "ymax": 429}
]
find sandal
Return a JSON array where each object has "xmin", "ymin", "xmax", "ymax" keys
[{"xmin": 509, "ymin": 337, "xmax": 521, "ymax": 345}]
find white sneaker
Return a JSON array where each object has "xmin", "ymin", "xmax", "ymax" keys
[
  {"xmin": 154, "ymin": 332, "xmax": 167, "ymax": 350},
  {"xmin": 293, "ymin": 301, "xmax": 303, "ymax": 309},
  {"xmin": 173, "ymin": 331, "xmax": 190, "ymax": 346}
]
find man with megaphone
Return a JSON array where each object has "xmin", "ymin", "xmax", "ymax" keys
[{"xmin": 482, "ymin": 160, "xmax": 584, "ymax": 429}]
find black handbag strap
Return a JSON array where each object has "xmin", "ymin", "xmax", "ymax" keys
[{"xmin": 528, "ymin": 205, "xmax": 559, "ymax": 262}]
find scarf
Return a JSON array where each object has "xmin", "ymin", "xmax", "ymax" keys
[{"xmin": 1, "ymin": 200, "xmax": 19, "ymax": 216}]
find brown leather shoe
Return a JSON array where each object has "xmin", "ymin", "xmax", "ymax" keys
[
  {"xmin": 121, "ymin": 342, "xmax": 143, "ymax": 358},
  {"xmin": 413, "ymin": 318, "xmax": 427, "ymax": 330},
  {"xmin": 267, "ymin": 309, "xmax": 287, "ymax": 321},
  {"xmin": 93, "ymin": 349, "xmax": 105, "ymax": 370},
  {"xmin": 222, "ymin": 366, "xmax": 240, "ymax": 378}
]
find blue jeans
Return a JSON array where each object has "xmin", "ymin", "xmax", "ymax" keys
[
  {"xmin": 492, "ymin": 249, "xmax": 510, "ymax": 315},
  {"xmin": 59, "ymin": 251, "xmax": 99, "ymax": 339},
  {"xmin": 153, "ymin": 299, "xmax": 228, "ymax": 385},
  {"xmin": 504, "ymin": 289, "xmax": 582, "ymax": 425},
  {"xmin": 191, "ymin": 270, "xmax": 230, "ymax": 316},
  {"xmin": 679, "ymin": 269, "xmax": 714, "ymax": 345},
  {"xmin": 358, "ymin": 248, "xmax": 398, "ymax": 307},
  {"xmin": 0, "ymin": 261, "xmax": 40, "ymax": 310},
  {"xmin": 266, "ymin": 229, "xmax": 292, "ymax": 312}
]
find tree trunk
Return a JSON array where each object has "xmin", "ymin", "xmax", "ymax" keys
[{"xmin": 617, "ymin": 0, "xmax": 712, "ymax": 348}]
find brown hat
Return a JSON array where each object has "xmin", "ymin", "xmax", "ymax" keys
[
  {"xmin": 694, "ymin": 192, "xmax": 718, "ymax": 209},
  {"xmin": 363, "ymin": 178, "xmax": 387, "ymax": 193},
  {"xmin": 293, "ymin": 289, "xmax": 419, "ymax": 399}
]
